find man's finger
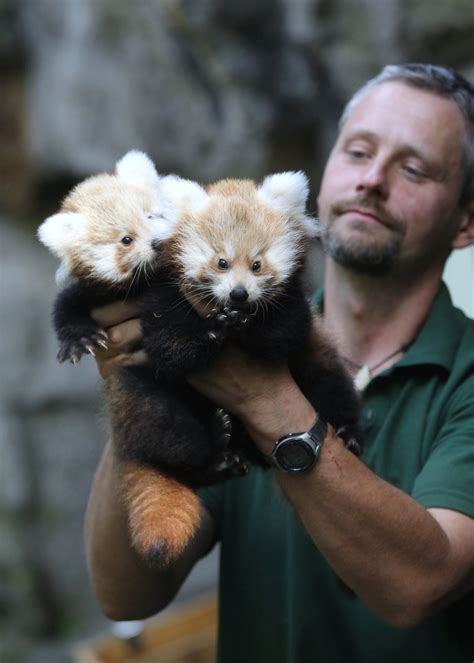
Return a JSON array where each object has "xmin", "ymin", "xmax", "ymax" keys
[
  {"xmin": 106, "ymin": 318, "xmax": 143, "ymax": 349},
  {"xmin": 91, "ymin": 300, "xmax": 141, "ymax": 328},
  {"xmin": 115, "ymin": 350, "xmax": 148, "ymax": 367},
  {"xmin": 94, "ymin": 320, "xmax": 143, "ymax": 363},
  {"xmin": 97, "ymin": 350, "xmax": 149, "ymax": 379}
]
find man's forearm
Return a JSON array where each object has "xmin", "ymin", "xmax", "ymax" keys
[
  {"xmin": 277, "ymin": 436, "xmax": 457, "ymax": 627},
  {"xmin": 84, "ymin": 441, "xmax": 214, "ymax": 620},
  {"xmin": 240, "ymin": 390, "xmax": 461, "ymax": 628}
]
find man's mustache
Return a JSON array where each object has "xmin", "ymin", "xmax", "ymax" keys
[{"xmin": 330, "ymin": 196, "xmax": 403, "ymax": 232}]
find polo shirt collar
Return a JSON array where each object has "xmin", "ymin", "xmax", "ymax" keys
[
  {"xmin": 313, "ymin": 282, "xmax": 458, "ymax": 373},
  {"xmin": 395, "ymin": 282, "xmax": 458, "ymax": 371}
]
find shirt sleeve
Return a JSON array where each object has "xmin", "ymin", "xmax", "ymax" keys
[{"xmin": 412, "ymin": 375, "xmax": 474, "ymax": 517}]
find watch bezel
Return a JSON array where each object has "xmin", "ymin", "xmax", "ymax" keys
[
  {"xmin": 272, "ymin": 433, "xmax": 321, "ymax": 473},
  {"xmin": 270, "ymin": 417, "xmax": 328, "ymax": 474}
]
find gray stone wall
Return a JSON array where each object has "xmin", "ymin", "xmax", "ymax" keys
[{"xmin": 1, "ymin": 0, "xmax": 473, "ymax": 659}]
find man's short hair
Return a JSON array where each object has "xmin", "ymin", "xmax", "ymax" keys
[{"xmin": 339, "ymin": 64, "xmax": 474, "ymax": 205}]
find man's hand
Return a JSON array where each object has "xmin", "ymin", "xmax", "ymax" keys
[
  {"xmin": 91, "ymin": 300, "xmax": 147, "ymax": 378},
  {"xmin": 188, "ymin": 346, "xmax": 287, "ymax": 413},
  {"xmin": 188, "ymin": 346, "xmax": 316, "ymax": 455}
]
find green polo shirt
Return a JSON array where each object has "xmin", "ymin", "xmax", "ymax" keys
[{"xmin": 200, "ymin": 282, "xmax": 474, "ymax": 663}]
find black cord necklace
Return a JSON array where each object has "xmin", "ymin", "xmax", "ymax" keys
[{"xmin": 343, "ymin": 341, "xmax": 413, "ymax": 391}]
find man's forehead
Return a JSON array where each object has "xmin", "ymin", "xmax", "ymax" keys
[
  {"xmin": 339, "ymin": 82, "xmax": 466, "ymax": 162},
  {"xmin": 344, "ymin": 81, "xmax": 464, "ymax": 129}
]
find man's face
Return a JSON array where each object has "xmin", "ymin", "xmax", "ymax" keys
[{"xmin": 317, "ymin": 81, "xmax": 467, "ymax": 276}]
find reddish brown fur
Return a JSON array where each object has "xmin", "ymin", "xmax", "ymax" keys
[
  {"xmin": 164, "ymin": 178, "xmax": 308, "ymax": 304},
  {"xmin": 61, "ymin": 174, "xmax": 160, "ymax": 281},
  {"xmin": 120, "ymin": 462, "xmax": 203, "ymax": 566},
  {"xmin": 106, "ymin": 373, "xmax": 204, "ymax": 564}
]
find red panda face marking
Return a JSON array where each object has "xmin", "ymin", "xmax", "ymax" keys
[
  {"xmin": 42, "ymin": 174, "xmax": 173, "ymax": 284},
  {"xmin": 170, "ymin": 176, "xmax": 317, "ymax": 310},
  {"xmin": 38, "ymin": 151, "xmax": 183, "ymax": 287},
  {"xmin": 65, "ymin": 178, "xmax": 164, "ymax": 283}
]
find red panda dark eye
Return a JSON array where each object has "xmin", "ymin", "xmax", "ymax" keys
[
  {"xmin": 121, "ymin": 236, "xmax": 134, "ymax": 246},
  {"xmin": 218, "ymin": 258, "xmax": 229, "ymax": 270},
  {"xmin": 252, "ymin": 260, "xmax": 261, "ymax": 272}
]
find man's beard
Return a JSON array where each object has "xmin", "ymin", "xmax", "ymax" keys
[{"xmin": 320, "ymin": 196, "xmax": 405, "ymax": 276}]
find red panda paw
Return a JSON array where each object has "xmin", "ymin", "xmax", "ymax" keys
[
  {"xmin": 120, "ymin": 462, "xmax": 203, "ymax": 568},
  {"xmin": 57, "ymin": 330, "xmax": 109, "ymax": 364}
]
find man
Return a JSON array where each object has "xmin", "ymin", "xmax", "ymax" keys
[{"xmin": 85, "ymin": 64, "xmax": 474, "ymax": 661}]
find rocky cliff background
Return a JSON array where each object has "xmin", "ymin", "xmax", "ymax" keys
[{"xmin": 1, "ymin": 0, "xmax": 473, "ymax": 660}]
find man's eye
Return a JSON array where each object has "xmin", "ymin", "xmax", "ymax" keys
[
  {"xmin": 402, "ymin": 165, "xmax": 425, "ymax": 179},
  {"xmin": 349, "ymin": 149, "xmax": 367, "ymax": 160}
]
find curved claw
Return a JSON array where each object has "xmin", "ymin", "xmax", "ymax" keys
[
  {"xmin": 212, "ymin": 408, "xmax": 233, "ymax": 448},
  {"xmin": 56, "ymin": 329, "xmax": 109, "ymax": 365},
  {"xmin": 57, "ymin": 344, "xmax": 84, "ymax": 365},
  {"xmin": 212, "ymin": 450, "xmax": 249, "ymax": 477},
  {"xmin": 215, "ymin": 408, "xmax": 232, "ymax": 432},
  {"xmin": 346, "ymin": 438, "xmax": 363, "ymax": 457}
]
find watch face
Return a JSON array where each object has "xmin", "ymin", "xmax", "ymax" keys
[
  {"xmin": 271, "ymin": 418, "xmax": 327, "ymax": 474},
  {"xmin": 276, "ymin": 438, "xmax": 315, "ymax": 472}
]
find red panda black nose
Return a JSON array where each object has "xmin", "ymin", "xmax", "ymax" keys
[{"xmin": 230, "ymin": 286, "xmax": 249, "ymax": 303}]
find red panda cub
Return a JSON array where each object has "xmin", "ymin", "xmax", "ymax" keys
[
  {"xmin": 38, "ymin": 151, "xmax": 209, "ymax": 566},
  {"xmin": 38, "ymin": 150, "xmax": 178, "ymax": 363},
  {"xmin": 106, "ymin": 172, "xmax": 363, "ymax": 566}
]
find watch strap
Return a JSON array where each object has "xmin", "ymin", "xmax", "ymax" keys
[{"xmin": 309, "ymin": 415, "xmax": 328, "ymax": 448}]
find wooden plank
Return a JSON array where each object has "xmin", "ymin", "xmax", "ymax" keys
[{"xmin": 72, "ymin": 594, "xmax": 217, "ymax": 663}]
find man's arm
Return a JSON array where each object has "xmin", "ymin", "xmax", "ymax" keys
[
  {"xmin": 189, "ymin": 348, "xmax": 474, "ymax": 628},
  {"xmin": 277, "ymin": 435, "xmax": 474, "ymax": 628},
  {"xmin": 85, "ymin": 301, "xmax": 216, "ymax": 620},
  {"xmin": 85, "ymin": 440, "xmax": 215, "ymax": 621}
]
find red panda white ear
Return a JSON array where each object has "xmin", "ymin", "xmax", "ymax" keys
[
  {"xmin": 115, "ymin": 150, "xmax": 160, "ymax": 188},
  {"xmin": 37, "ymin": 212, "xmax": 86, "ymax": 259},
  {"xmin": 160, "ymin": 175, "xmax": 209, "ymax": 226},
  {"xmin": 258, "ymin": 171, "xmax": 319, "ymax": 237}
]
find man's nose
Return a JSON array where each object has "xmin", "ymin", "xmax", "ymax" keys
[{"xmin": 356, "ymin": 161, "xmax": 389, "ymax": 199}]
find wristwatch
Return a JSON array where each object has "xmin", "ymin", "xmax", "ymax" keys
[{"xmin": 269, "ymin": 416, "xmax": 328, "ymax": 474}]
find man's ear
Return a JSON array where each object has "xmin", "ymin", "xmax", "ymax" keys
[{"xmin": 451, "ymin": 201, "xmax": 474, "ymax": 249}]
